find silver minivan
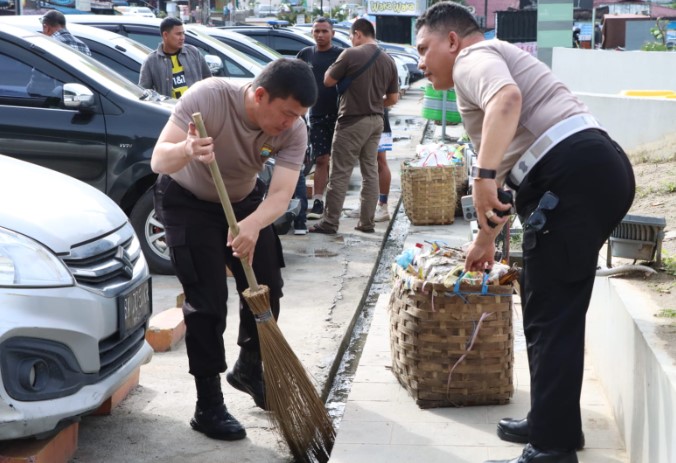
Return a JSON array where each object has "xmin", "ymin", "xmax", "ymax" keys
[{"xmin": 0, "ymin": 154, "xmax": 153, "ymax": 440}]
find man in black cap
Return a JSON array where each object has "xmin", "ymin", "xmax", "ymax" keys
[{"xmin": 40, "ymin": 10, "xmax": 91, "ymax": 56}]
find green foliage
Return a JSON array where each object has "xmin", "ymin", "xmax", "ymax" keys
[
  {"xmin": 642, "ymin": 42, "xmax": 670, "ymax": 51},
  {"xmin": 278, "ymin": 10, "xmax": 298, "ymax": 22},
  {"xmin": 664, "ymin": 253, "xmax": 676, "ymax": 277},
  {"xmin": 642, "ymin": 17, "xmax": 674, "ymax": 51},
  {"xmin": 655, "ymin": 308, "xmax": 676, "ymax": 318}
]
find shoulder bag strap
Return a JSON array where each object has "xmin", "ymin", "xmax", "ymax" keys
[{"xmin": 348, "ymin": 47, "xmax": 382, "ymax": 82}]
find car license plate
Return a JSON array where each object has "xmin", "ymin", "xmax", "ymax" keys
[{"xmin": 118, "ymin": 278, "xmax": 151, "ymax": 337}]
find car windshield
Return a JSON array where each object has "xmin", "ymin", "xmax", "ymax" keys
[
  {"xmin": 186, "ymin": 27, "xmax": 263, "ymax": 73},
  {"xmin": 109, "ymin": 35, "xmax": 152, "ymax": 59},
  {"xmin": 236, "ymin": 33, "xmax": 280, "ymax": 60},
  {"xmin": 26, "ymin": 33, "xmax": 146, "ymax": 100}
]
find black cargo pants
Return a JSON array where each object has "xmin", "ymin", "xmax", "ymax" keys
[
  {"xmin": 512, "ymin": 129, "xmax": 635, "ymax": 452},
  {"xmin": 154, "ymin": 175, "xmax": 285, "ymax": 377}
]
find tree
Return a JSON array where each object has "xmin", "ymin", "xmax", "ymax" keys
[{"xmin": 642, "ymin": 17, "xmax": 674, "ymax": 51}]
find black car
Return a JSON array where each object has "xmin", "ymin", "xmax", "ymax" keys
[
  {"xmin": 220, "ymin": 25, "xmax": 315, "ymax": 57},
  {"xmin": 0, "ymin": 25, "xmax": 175, "ymax": 273}
]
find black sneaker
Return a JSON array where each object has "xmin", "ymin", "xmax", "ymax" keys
[
  {"xmin": 307, "ymin": 199, "xmax": 324, "ymax": 220},
  {"xmin": 190, "ymin": 403, "xmax": 246, "ymax": 441},
  {"xmin": 293, "ymin": 224, "xmax": 308, "ymax": 235}
]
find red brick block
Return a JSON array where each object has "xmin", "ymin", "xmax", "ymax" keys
[
  {"xmin": 0, "ymin": 422, "xmax": 78, "ymax": 463},
  {"xmin": 145, "ymin": 307, "xmax": 186, "ymax": 353},
  {"xmin": 92, "ymin": 367, "xmax": 140, "ymax": 415}
]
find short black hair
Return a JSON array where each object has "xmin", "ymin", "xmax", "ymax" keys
[
  {"xmin": 40, "ymin": 10, "xmax": 66, "ymax": 27},
  {"xmin": 415, "ymin": 1, "xmax": 481, "ymax": 37},
  {"xmin": 253, "ymin": 58, "xmax": 317, "ymax": 108},
  {"xmin": 351, "ymin": 18, "xmax": 375, "ymax": 37},
  {"xmin": 160, "ymin": 16, "xmax": 184, "ymax": 34},
  {"xmin": 313, "ymin": 16, "xmax": 333, "ymax": 28}
]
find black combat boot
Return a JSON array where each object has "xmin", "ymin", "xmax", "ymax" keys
[
  {"xmin": 226, "ymin": 348, "xmax": 268, "ymax": 410},
  {"xmin": 190, "ymin": 375, "xmax": 246, "ymax": 441}
]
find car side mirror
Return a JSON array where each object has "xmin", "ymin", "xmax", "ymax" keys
[
  {"xmin": 63, "ymin": 83, "xmax": 95, "ymax": 110},
  {"xmin": 205, "ymin": 54, "xmax": 223, "ymax": 75}
]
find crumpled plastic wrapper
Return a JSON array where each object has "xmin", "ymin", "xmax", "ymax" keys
[{"xmin": 393, "ymin": 241, "xmax": 512, "ymax": 287}]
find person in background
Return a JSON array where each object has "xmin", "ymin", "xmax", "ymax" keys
[
  {"xmin": 415, "ymin": 3, "xmax": 634, "ymax": 462},
  {"xmin": 292, "ymin": 147, "xmax": 309, "ymax": 235},
  {"xmin": 151, "ymin": 59, "xmax": 316, "ymax": 441},
  {"xmin": 309, "ymin": 18, "xmax": 399, "ymax": 234},
  {"xmin": 40, "ymin": 10, "xmax": 91, "ymax": 56},
  {"xmin": 296, "ymin": 17, "xmax": 344, "ymax": 222},
  {"xmin": 593, "ymin": 24, "xmax": 602, "ymax": 49},
  {"xmin": 573, "ymin": 27, "xmax": 581, "ymax": 48},
  {"xmin": 345, "ymin": 107, "xmax": 393, "ymax": 222},
  {"xmin": 139, "ymin": 17, "xmax": 211, "ymax": 99}
]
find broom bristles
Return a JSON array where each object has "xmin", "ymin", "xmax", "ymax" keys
[{"xmin": 244, "ymin": 286, "xmax": 335, "ymax": 463}]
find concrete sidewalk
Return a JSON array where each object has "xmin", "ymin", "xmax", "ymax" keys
[
  {"xmin": 328, "ymin": 83, "xmax": 629, "ymax": 463},
  {"xmin": 329, "ymin": 224, "xmax": 629, "ymax": 462},
  {"xmin": 65, "ymin": 81, "xmax": 630, "ymax": 463}
]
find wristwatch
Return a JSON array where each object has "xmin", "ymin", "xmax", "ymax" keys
[{"xmin": 471, "ymin": 166, "xmax": 497, "ymax": 179}]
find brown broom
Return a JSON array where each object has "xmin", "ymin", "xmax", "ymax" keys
[{"xmin": 191, "ymin": 113, "xmax": 335, "ymax": 463}]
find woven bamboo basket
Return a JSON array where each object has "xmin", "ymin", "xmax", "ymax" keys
[
  {"xmin": 388, "ymin": 268, "xmax": 514, "ymax": 408},
  {"xmin": 401, "ymin": 162, "xmax": 457, "ymax": 225}
]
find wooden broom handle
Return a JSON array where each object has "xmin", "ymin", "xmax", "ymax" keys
[{"xmin": 191, "ymin": 112, "xmax": 259, "ymax": 291}]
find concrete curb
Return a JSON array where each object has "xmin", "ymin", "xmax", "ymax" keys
[{"xmin": 587, "ymin": 276, "xmax": 676, "ymax": 463}]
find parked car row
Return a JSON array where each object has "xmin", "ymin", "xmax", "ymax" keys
[
  {"xmin": 0, "ymin": 21, "xmax": 177, "ymax": 273},
  {"xmin": 0, "ymin": 15, "xmax": 423, "ymax": 276}
]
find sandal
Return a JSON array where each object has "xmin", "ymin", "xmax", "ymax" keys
[
  {"xmin": 309, "ymin": 223, "xmax": 337, "ymax": 235},
  {"xmin": 354, "ymin": 225, "xmax": 375, "ymax": 233}
]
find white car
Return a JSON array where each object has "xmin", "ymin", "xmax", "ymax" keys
[
  {"xmin": 0, "ymin": 154, "xmax": 153, "ymax": 440},
  {"xmin": 0, "ymin": 16, "xmax": 153, "ymax": 84},
  {"xmin": 120, "ymin": 6, "xmax": 156, "ymax": 17},
  {"xmin": 66, "ymin": 15, "xmax": 263, "ymax": 84},
  {"xmin": 256, "ymin": 4, "xmax": 278, "ymax": 17},
  {"xmin": 391, "ymin": 53, "xmax": 410, "ymax": 92},
  {"xmin": 187, "ymin": 25, "xmax": 281, "ymax": 66}
]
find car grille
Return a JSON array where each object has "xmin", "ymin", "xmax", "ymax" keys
[
  {"xmin": 61, "ymin": 222, "xmax": 148, "ymax": 379},
  {"xmin": 62, "ymin": 222, "xmax": 142, "ymax": 297},
  {"xmin": 98, "ymin": 324, "xmax": 146, "ymax": 380}
]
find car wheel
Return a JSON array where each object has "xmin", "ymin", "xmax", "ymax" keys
[{"xmin": 130, "ymin": 188, "xmax": 174, "ymax": 275}]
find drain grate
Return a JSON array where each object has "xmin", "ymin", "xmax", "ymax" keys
[{"xmin": 606, "ymin": 214, "xmax": 667, "ymax": 267}]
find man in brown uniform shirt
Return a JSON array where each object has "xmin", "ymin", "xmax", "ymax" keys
[
  {"xmin": 151, "ymin": 59, "xmax": 316, "ymax": 440},
  {"xmin": 309, "ymin": 18, "xmax": 399, "ymax": 234},
  {"xmin": 416, "ymin": 3, "xmax": 634, "ymax": 463}
]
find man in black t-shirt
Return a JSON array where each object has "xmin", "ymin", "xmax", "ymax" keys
[
  {"xmin": 310, "ymin": 18, "xmax": 398, "ymax": 234},
  {"xmin": 296, "ymin": 17, "xmax": 343, "ymax": 220}
]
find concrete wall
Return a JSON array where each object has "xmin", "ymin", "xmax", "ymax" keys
[
  {"xmin": 575, "ymin": 93, "xmax": 676, "ymax": 150},
  {"xmin": 551, "ymin": 48, "xmax": 676, "ymax": 149},
  {"xmin": 552, "ymin": 48, "xmax": 676, "ymax": 94},
  {"xmin": 587, "ymin": 277, "xmax": 676, "ymax": 463}
]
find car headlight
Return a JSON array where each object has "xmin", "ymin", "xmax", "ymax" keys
[{"xmin": 0, "ymin": 228, "xmax": 74, "ymax": 287}]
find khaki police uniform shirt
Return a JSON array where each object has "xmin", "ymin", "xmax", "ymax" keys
[
  {"xmin": 168, "ymin": 78, "xmax": 307, "ymax": 203},
  {"xmin": 453, "ymin": 39, "xmax": 589, "ymax": 185}
]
